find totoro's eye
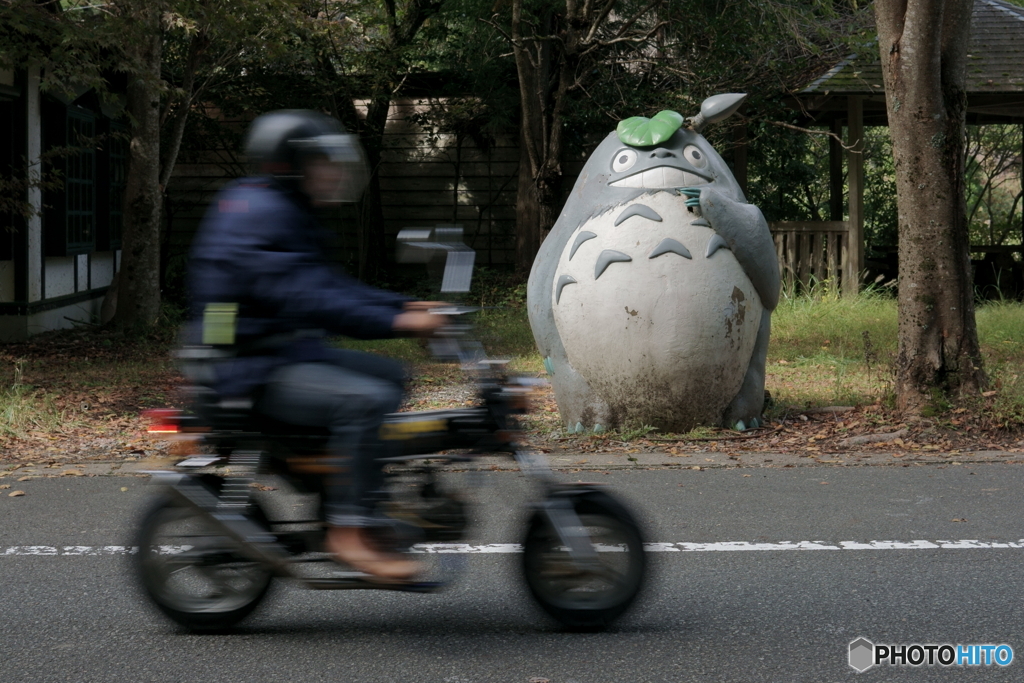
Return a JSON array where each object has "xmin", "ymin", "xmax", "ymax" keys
[
  {"xmin": 612, "ymin": 149, "xmax": 638, "ymax": 173},
  {"xmin": 683, "ymin": 145, "xmax": 708, "ymax": 170}
]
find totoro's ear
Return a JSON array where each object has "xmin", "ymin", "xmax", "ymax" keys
[{"xmin": 689, "ymin": 93, "xmax": 747, "ymax": 133}]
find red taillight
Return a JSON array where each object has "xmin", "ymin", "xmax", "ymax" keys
[{"xmin": 144, "ymin": 409, "xmax": 181, "ymax": 434}]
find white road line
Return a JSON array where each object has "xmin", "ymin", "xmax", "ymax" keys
[{"xmin": 2, "ymin": 540, "xmax": 1024, "ymax": 556}]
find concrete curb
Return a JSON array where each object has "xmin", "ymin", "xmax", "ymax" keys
[{"xmin": 2, "ymin": 449, "xmax": 1020, "ymax": 478}]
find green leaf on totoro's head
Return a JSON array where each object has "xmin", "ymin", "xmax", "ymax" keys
[{"xmin": 616, "ymin": 110, "xmax": 685, "ymax": 147}]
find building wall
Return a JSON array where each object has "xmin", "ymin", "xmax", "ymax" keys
[
  {"xmin": 0, "ymin": 295, "xmax": 105, "ymax": 342},
  {"xmin": 0, "ymin": 67, "xmax": 121, "ymax": 341}
]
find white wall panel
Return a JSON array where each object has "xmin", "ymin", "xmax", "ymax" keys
[
  {"xmin": 45, "ymin": 256, "xmax": 75, "ymax": 298},
  {"xmin": 77, "ymin": 254, "xmax": 89, "ymax": 290},
  {"xmin": 91, "ymin": 252, "xmax": 115, "ymax": 288}
]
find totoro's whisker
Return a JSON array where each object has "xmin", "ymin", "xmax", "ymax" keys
[
  {"xmin": 614, "ymin": 205, "xmax": 663, "ymax": 227},
  {"xmin": 648, "ymin": 238, "xmax": 692, "ymax": 260},
  {"xmin": 569, "ymin": 231, "xmax": 597, "ymax": 261},
  {"xmin": 555, "ymin": 275, "xmax": 577, "ymax": 304},
  {"xmin": 595, "ymin": 250, "xmax": 632, "ymax": 280},
  {"xmin": 705, "ymin": 234, "xmax": 731, "ymax": 258}
]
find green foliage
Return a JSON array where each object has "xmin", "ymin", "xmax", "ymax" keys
[
  {"xmin": 746, "ymin": 123, "xmax": 900, "ymax": 259},
  {"xmin": 965, "ymin": 124, "xmax": 1023, "ymax": 247},
  {"xmin": 863, "ymin": 128, "xmax": 899, "ymax": 250},
  {"xmin": 746, "ymin": 121, "xmax": 831, "ymax": 223}
]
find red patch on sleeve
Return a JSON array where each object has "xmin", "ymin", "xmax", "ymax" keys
[{"xmin": 219, "ymin": 199, "xmax": 249, "ymax": 213}]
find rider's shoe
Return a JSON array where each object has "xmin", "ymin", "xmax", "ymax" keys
[{"xmin": 327, "ymin": 526, "xmax": 422, "ymax": 582}]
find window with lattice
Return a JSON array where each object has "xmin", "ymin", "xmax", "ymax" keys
[
  {"xmin": 97, "ymin": 120, "xmax": 127, "ymax": 250},
  {"xmin": 64, "ymin": 109, "xmax": 96, "ymax": 253}
]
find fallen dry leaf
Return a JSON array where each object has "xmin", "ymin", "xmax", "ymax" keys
[
  {"xmin": 951, "ymin": 518, "xmax": 967, "ymax": 523},
  {"xmin": 8, "ymin": 491, "xmax": 25, "ymax": 497},
  {"xmin": 0, "ymin": 484, "xmax": 9, "ymax": 489},
  {"xmin": 17, "ymin": 476, "xmax": 32, "ymax": 482},
  {"xmin": 61, "ymin": 470, "xmax": 85, "ymax": 477}
]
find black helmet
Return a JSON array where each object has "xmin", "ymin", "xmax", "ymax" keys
[{"xmin": 244, "ymin": 109, "xmax": 368, "ymax": 203}]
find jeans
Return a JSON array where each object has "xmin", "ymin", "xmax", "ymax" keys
[{"xmin": 257, "ymin": 351, "xmax": 405, "ymax": 527}]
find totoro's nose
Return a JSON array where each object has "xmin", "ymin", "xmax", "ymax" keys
[{"xmin": 650, "ymin": 148, "xmax": 676, "ymax": 159}]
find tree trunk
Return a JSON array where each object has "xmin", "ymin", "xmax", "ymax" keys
[
  {"xmin": 875, "ymin": 0, "xmax": 986, "ymax": 413},
  {"xmin": 510, "ymin": 0, "xmax": 566, "ymax": 274},
  {"xmin": 357, "ymin": 96, "xmax": 391, "ymax": 281},
  {"xmin": 113, "ymin": 4, "xmax": 163, "ymax": 331},
  {"xmin": 514, "ymin": 131, "xmax": 561, "ymax": 272}
]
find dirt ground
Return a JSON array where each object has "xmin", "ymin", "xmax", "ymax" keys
[{"xmin": 2, "ymin": 328, "xmax": 1023, "ymax": 469}]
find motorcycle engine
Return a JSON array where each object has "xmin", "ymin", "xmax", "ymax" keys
[{"xmin": 385, "ymin": 477, "xmax": 469, "ymax": 542}]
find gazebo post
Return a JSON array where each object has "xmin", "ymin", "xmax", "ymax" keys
[
  {"xmin": 845, "ymin": 95, "xmax": 865, "ymax": 297},
  {"xmin": 829, "ymin": 119, "xmax": 844, "ymax": 221}
]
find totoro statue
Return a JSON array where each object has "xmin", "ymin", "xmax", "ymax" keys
[{"xmin": 527, "ymin": 94, "xmax": 780, "ymax": 434}]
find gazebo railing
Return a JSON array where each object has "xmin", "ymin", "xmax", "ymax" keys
[{"xmin": 769, "ymin": 221, "xmax": 851, "ymax": 294}]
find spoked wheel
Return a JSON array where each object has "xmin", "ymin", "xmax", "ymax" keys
[
  {"xmin": 522, "ymin": 490, "xmax": 645, "ymax": 631},
  {"xmin": 135, "ymin": 497, "xmax": 273, "ymax": 631}
]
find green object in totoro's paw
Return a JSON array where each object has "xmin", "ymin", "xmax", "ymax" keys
[
  {"xmin": 677, "ymin": 187, "xmax": 701, "ymax": 198},
  {"xmin": 616, "ymin": 110, "xmax": 685, "ymax": 147}
]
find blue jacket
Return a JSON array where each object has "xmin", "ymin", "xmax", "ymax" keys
[{"xmin": 187, "ymin": 178, "xmax": 409, "ymax": 397}]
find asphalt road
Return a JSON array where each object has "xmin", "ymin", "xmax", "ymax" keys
[{"xmin": 3, "ymin": 464, "xmax": 1024, "ymax": 682}]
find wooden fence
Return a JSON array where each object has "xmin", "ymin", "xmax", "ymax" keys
[{"xmin": 167, "ymin": 100, "xmax": 530, "ymax": 268}]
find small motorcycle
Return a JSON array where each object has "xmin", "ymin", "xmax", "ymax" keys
[{"xmin": 134, "ymin": 235, "xmax": 646, "ymax": 632}]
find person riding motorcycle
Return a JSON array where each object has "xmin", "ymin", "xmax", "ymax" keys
[{"xmin": 186, "ymin": 110, "xmax": 445, "ymax": 581}]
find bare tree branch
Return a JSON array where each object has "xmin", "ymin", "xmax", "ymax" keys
[{"xmin": 766, "ymin": 119, "xmax": 861, "ymax": 151}]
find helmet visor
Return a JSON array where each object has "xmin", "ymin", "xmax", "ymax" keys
[{"xmin": 295, "ymin": 134, "xmax": 369, "ymax": 204}]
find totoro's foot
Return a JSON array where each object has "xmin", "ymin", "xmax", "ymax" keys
[{"xmin": 731, "ymin": 417, "xmax": 761, "ymax": 431}]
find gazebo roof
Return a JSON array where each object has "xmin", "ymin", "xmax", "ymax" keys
[{"xmin": 796, "ymin": 0, "xmax": 1024, "ymax": 124}]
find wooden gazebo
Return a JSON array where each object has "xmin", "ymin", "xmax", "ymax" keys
[{"xmin": 773, "ymin": 0, "xmax": 1024, "ymax": 295}]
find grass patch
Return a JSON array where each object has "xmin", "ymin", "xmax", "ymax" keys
[{"xmin": 0, "ymin": 361, "xmax": 76, "ymax": 439}]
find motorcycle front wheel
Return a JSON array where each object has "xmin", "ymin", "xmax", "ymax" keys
[
  {"xmin": 135, "ymin": 497, "xmax": 273, "ymax": 631},
  {"xmin": 522, "ymin": 490, "xmax": 645, "ymax": 631}
]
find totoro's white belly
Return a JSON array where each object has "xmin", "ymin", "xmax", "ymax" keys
[{"xmin": 551, "ymin": 191, "xmax": 762, "ymax": 429}]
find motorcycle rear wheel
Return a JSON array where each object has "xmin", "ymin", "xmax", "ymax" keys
[
  {"xmin": 522, "ymin": 490, "xmax": 645, "ymax": 631},
  {"xmin": 135, "ymin": 497, "xmax": 273, "ymax": 631}
]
